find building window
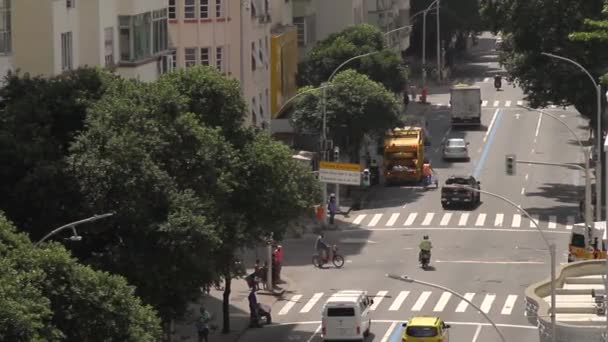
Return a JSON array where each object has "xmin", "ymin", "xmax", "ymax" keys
[
  {"xmin": 153, "ymin": 9, "xmax": 168, "ymax": 54},
  {"xmin": 119, "ymin": 11, "xmax": 168, "ymax": 63},
  {"xmin": 200, "ymin": 47, "xmax": 210, "ymax": 66},
  {"xmin": 215, "ymin": 0, "xmax": 223, "ymax": 17},
  {"xmin": 171, "ymin": 50, "xmax": 177, "ymax": 69},
  {"xmin": 200, "ymin": 0, "xmax": 209, "ymax": 18},
  {"xmin": 251, "ymin": 42, "xmax": 256, "ymax": 71},
  {"xmin": 215, "ymin": 46, "xmax": 223, "ymax": 71},
  {"xmin": 61, "ymin": 32, "xmax": 73, "ymax": 71},
  {"xmin": 251, "ymin": 97, "xmax": 257, "ymax": 126},
  {"xmin": 66, "ymin": 0, "xmax": 75, "ymax": 8},
  {"xmin": 104, "ymin": 27, "xmax": 114, "ymax": 66},
  {"xmin": 0, "ymin": 0, "xmax": 11, "ymax": 54},
  {"xmin": 184, "ymin": 0, "xmax": 196, "ymax": 19},
  {"xmin": 168, "ymin": 0, "xmax": 176, "ymax": 19},
  {"xmin": 258, "ymin": 38, "xmax": 264, "ymax": 64},
  {"xmin": 185, "ymin": 47, "xmax": 196, "ymax": 67},
  {"xmin": 293, "ymin": 17, "xmax": 306, "ymax": 47}
]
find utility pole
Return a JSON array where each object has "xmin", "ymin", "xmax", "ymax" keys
[{"xmin": 436, "ymin": 0, "xmax": 441, "ymax": 83}]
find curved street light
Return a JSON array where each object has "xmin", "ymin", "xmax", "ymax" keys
[{"xmin": 36, "ymin": 213, "xmax": 114, "ymax": 247}]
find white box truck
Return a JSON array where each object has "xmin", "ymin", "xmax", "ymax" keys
[{"xmin": 450, "ymin": 85, "xmax": 482, "ymax": 126}]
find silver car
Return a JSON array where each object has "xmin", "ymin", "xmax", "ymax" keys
[{"xmin": 442, "ymin": 138, "xmax": 470, "ymax": 161}]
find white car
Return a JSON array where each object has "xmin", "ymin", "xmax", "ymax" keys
[{"xmin": 442, "ymin": 138, "xmax": 470, "ymax": 161}]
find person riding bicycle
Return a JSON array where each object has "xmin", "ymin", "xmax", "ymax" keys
[
  {"xmin": 315, "ymin": 233, "xmax": 330, "ymax": 262},
  {"xmin": 419, "ymin": 235, "xmax": 433, "ymax": 262}
]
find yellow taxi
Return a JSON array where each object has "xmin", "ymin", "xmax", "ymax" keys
[{"xmin": 401, "ymin": 316, "xmax": 450, "ymax": 342}]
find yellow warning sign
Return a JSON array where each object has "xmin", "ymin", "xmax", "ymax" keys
[{"xmin": 319, "ymin": 161, "xmax": 361, "ymax": 172}]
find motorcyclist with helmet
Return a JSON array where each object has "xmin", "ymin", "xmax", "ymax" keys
[{"xmin": 419, "ymin": 235, "xmax": 433, "ymax": 265}]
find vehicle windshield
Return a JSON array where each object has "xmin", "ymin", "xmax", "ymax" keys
[
  {"xmin": 326, "ymin": 307, "xmax": 355, "ymax": 317},
  {"xmin": 406, "ymin": 326, "xmax": 438, "ymax": 337},
  {"xmin": 445, "ymin": 177, "xmax": 470, "ymax": 185},
  {"xmin": 447, "ymin": 140, "xmax": 466, "ymax": 147}
]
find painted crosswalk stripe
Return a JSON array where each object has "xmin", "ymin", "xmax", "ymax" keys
[
  {"xmin": 386, "ymin": 213, "xmax": 400, "ymax": 227},
  {"xmin": 550, "ymin": 105, "xmax": 557, "ymax": 109},
  {"xmin": 421, "ymin": 213, "xmax": 435, "ymax": 226},
  {"xmin": 433, "ymin": 292, "xmax": 452, "ymax": 312},
  {"xmin": 455, "ymin": 293, "xmax": 475, "ymax": 312},
  {"xmin": 501, "ymin": 295, "xmax": 518, "ymax": 315},
  {"xmin": 370, "ymin": 290, "xmax": 388, "ymax": 311},
  {"xmin": 480, "ymin": 294, "xmax": 496, "ymax": 313},
  {"xmin": 505, "ymin": 100, "xmax": 512, "ymax": 107},
  {"xmin": 389, "ymin": 291, "xmax": 410, "ymax": 311},
  {"xmin": 483, "ymin": 77, "xmax": 490, "ymax": 83},
  {"xmin": 493, "ymin": 100, "xmax": 500, "ymax": 107},
  {"xmin": 482, "ymin": 100, "xmax": 488, "ymax": 107},
  {"xmin": 368, "ymin": 214, "xmax": 383, "ymax": 227},
  {"xmin": 494, "ymin": 213, "xmax": 504, "ymax": 227},
  {"xmin": 566, "ymin": 216, "xmax": 574, "ymax": 230},
  {"xmin": 411, "ymin": 291, "xmax": 432, "ymax": 311},
  {"xmin": 511, "ymin": 214, "xmax": 521, "ymax": 228},
  {"xmin": 279, "ymin": 294, "xmax": 302, "ymax": 315},
  {"xmin": 440, "ymin": 213, "xmax": 452, "ymax": 226},
  {"xmin": 404, "ymin": 213, "xmax": 418, "ymax": 226},
  {"xmin": 300, "ymin": 293, "xmax": 323, "ymax": 313},
  {"xmin": 475, "ymin": 214, "xmax": 486, "ymax": 226},
  {"xmin": 517, "ymin": 100, "xmax": 524, "ymax": 106},
  {"xmin": 530, "ymin": 215, "xmax": 540, "ymax": 228},
  {"xmin": 548, "ymin": 215, "xmax": 557, "ymax": 229},
  {"xmin": 352, "ymin": 214, "xmax": 367, "ymax": 225},
  {"xmin": 458, "ymin": 213, "xmax": 469, "ymax": 226}
]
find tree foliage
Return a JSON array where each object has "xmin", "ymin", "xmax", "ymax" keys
[{"xmin": 297, "ymin": 24, "xmax": 408, "ymax": 93}]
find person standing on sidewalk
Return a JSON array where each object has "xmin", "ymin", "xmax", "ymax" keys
[
  {"xmin": 273, "ymin": 245, "xmax": 283, "ymax": 282},
  {"xmin": 248, "ymin": 288, "xmax": 261, "ymax": 328},
  {"xmin": 195, "ymin": 306, "xmax": 211, "ymax": 342},
  {"xmin": 328, "ymin": 194, "xmax": 337, "ymax": 225}
]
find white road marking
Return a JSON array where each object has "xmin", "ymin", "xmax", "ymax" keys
[
  {"xmin": 279, "ymin": 294, "xmax": 302, "ymax": 315},
  {"xmin": 525, "ymin": 173, "xmax": 529, "ymax": 181},
  {"xmin": 484, "ymin": 109, "xmax": 500, "ymax": 142},
  {"xmin": 349, "ymin": 227, "xmax": 570, "ymax": 234},
  {"xmin": 404, "ymin": 213, "xmax": 417, "ymax": 226},
  {"xmin": 386, "ymin": 213, "xmax": 400, "ymax": 227},
  {"xmin": 566, "ymin": 216, "xmax": 574, "ymax": 230},
  {"xmin": 530, "ymin": 215, "xmax": 540, "ymax": 228},
  {"xmin": 458, "ymin": 213, "xmax": 469, "ymax": 226},
  {"xmin": 440, "ymin": 213, "xmax": 452, "ymax": 226},
  {"xmin": 480, "ymin": 294, "xmax": 496, "ymax": 313},
  {"xmin": 521, "ymin": 187, "xmax": 525, "ymax": 195},
  {"xmin": 381, "ymin": 322, "xmax": 398, "ymax": 342},
  {"xmin": 433, "ymin": 292, "xmax": 452, "ymax": 312},
  {"xmin": 477, "ymin": 147, "xmax": 482, "ymax": 153},
  {"xmin": 512, "ymin": 214, "xmax": 521, "ymax": 228},
  {"xmin": 472, "ymin": 324, "xmax": 483, "ymax": 342},
  {"xmin": 300, "ymin": 293, "xmax": 323, "ymax": 313},
  {"xmin": 352, "ymin": 214, "xmax": 366, "ymax": 225},
  {"xmin": 493, "ymin": 100, "xmax": 500, "ymax": 107},
  {"xmin": 475, "ymin": 214, "xmax": 486, "ymax": 226},
  {"xmin": 482, "ymin": 100, "xmax": 488, "ymax": 107},
  {"xmin": 483, "ymin": 77, "xmax": 490, "ymax": 82},
  {"xmin": 421, "ymin": 213, "xmax": 434, "ymax": 226},
  {"xmin": 440, "ymin": 127, "xmax": 452, "ymax": 145},
  {"xmin": 548, "ymin": 216, "xmax": 557, "ymax": 229},
  {"xmin": 370, "ymin": 290, "xmax": 388, "ymax": 311},
  {"xmin": 517, "ymin": 100, "xmax": 524, "ymax": 106},
  {"xmin": 271, "ymin": 320, "xmax": 537, "ymax": 330},
  {"xmin": 306, "ymin": 325, "xmax": 322, "ymax": 342},
  {"xmin": 456, "ymin": 293, "xmax": 475, "ymax": 312},
  {"xmin": 550, "ymin": 105, "xmax": 556, "ymax": 109},
  {"xmin": 368, "ymin": 214, "xmax": 383, "ymax": 227},
  {"xmin": 389, "ymin": 291, "xmax": 410, "ymax": 311},
  {"xmin": 501, "ymin": 295, "xmax": 518, "ymax": 315},
  {"xmin": 535, "ymin": 112, "xmax": 542, "ymax": 137},
  {"xmin": 531, "ymin": 148, "xmax": 535, "ymax": 153},
  {"xmin": 514, "ymin": 113, "xmax": 520, "ymax": 119},
  {"xmin": 436, "ymin": 260, "xmax": 544, "ymax": 264},
  {"xmin": 505, "ymin": 100, "xmax": 512, "ymax": 107},
  {"xmin": 411, "ymin": 291, "xmax": 432, "ymax": 311},
  {"xmin": 494, "ymin": 213, "xmax": 504, "ymax": 227}
]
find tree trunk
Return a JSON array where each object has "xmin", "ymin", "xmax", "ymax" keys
[{"xmin": 221, "ymin": 273, "xmax": 232, "ymax": 334}]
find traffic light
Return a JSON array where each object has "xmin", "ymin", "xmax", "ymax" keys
[
  {"xmin": 362, "ymin": 169, "xmax": 371, "ymax": 188},
  {"xmin": 506, "ymin": 154, "xmax": 516, "ymax": 175}
]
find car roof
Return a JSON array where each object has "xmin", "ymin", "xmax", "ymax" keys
[
  {"xmin": 408, "ymin": 316, "xmax": 441, "ymax": 326},
  {"xmin": 449, "ymin": 174, "xmax": 472, "ymax": 179},
  {"xmin": 447, "ymin": 138, "xmax": 465, "ymax": 142},
  {"xmin": 326, "ymin": 290, "xmax": 367, "ymax": 304}
]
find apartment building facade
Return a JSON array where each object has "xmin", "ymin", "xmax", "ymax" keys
[
  {"xmin": 366, "ymin": 0, "xmax": 411, "ymax": 51},
  {"xmin": 8, "ymin": 0, "xmax": 169, "ymax": 81},
  {"xmin": 168, "ymin": 0, "xmax": 272, "ymax": 127}
]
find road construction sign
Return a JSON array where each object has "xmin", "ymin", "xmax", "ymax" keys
[{"xmin": 319, "ymin": 161, "xmax": 362, "ymax": 185}]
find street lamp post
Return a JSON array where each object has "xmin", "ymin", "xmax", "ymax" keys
[
  {"xmin": 541, "ymin": 52, "xmax": 602, "ymax": 222},
  {"xmin": 604, "ymin": 138, "xmax": 608, "ymax": 341},
  {"xmin": 386, "ymin": 274, "xmax": 507, "ymax": 342},
  {"xmin": 450, "ymin": 185, "xmax": 556, "ymax": 342},
  {"xmin": 36, "ymin": 213, "xmax": 114, "ymax": 247},
  {"xmin": 518, "ymin": 105, "xmax": 594, "ymax": 237},
  {"xmin": 436, "ymin": 0, "xmax": 441, "ymax": 83}
]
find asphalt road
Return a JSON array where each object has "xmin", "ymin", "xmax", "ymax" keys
[{"xmin": 238, "ymin": 32, "xmax": 586, "ymax": 342}]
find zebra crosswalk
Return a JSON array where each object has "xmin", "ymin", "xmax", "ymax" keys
[
  {"xmin": 277, "ymin": 290, "xmax": 523, "ymax": 317},
  {"xmin": 432, "ymin": 100, "xmax": 569, "ymax": 109},
  {"xmin": 342, "ymin": 211, "xmax": 576, "ymax": 230}
]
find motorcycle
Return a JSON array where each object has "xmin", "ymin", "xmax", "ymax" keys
[
  {"xmin": 312, "ymin": 245, "xmax": 345, "ymax": 268},
  {"xmin": 419, "ymin": 250, "xmax": 431, "ymax": 269},
  {"xmin": 494, "ymin": 76, "xmax": 502, "ymax": 91}
]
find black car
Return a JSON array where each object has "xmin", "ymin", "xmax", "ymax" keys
[{"xmin": 441, "ymin": 175, "xmax": 481, "ymax": 209}]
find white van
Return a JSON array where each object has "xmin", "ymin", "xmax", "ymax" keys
[{"xmin": 321, "ymin": 290, "xmax": 373, "ymax": 341}]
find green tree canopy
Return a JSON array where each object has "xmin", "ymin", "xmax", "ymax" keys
[
  {"xmin": 570, "ymin": 0, "xmax": 608, "ymax": 84},
  {"xmin": 297, "ymin": 24, "xmax": 408, "ymax": 93},
  {"xmin": 291, "ymin": 69, "xmax": 402, "ymax": 161}
]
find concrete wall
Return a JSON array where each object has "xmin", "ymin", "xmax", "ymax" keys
[
  {"xmin": 316, "ymin": 0, "xmax": 365, "ymax": 42},
  {"xmin": 13, "ymin": 0, "xmax": 54, "ymax": 76}
]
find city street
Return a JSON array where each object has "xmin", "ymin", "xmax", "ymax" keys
[{"xmin": 239, "ymin": 33, "xmax": 587, "ymax": 341}]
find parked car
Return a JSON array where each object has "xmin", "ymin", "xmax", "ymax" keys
[
  {"xmin": 442, "ymin": 138, "xmax": 470, "ymax": 161},
  {"xmin": 441, "ymin": 175, "xmax": 481, "ymax": 209}
]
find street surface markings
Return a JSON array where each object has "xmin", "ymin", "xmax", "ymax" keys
[
  {"xmin": 504, "ymin": 100, "xmax": 512, "ymax": 107},
  {"xmin": 411, "ymin": 291, "xmax": 432, "ymax": 311},
  {"xmin": 389, "ymin": 291, "xmax": 410, "ymax": 311},
  {"xmin": 458, "ymin": 213, "xmax": 469, "ymax": 226},
  {"xmin": 481, "ymin": 100, "xmax": 488, "ymax": 107},
  {"xmin": 352, "ymin": 214, "xmax": 366, "ymax": 225},
  {"xmin": 368, "ymin": 214, "xmax": 383, "ymax": 227},
  {"xmin": 370, "ymin": 290, "xmax": 388, "ymax": 311},
  {"xmin": 493, "ymin": 100, "xmax": 500, "ymax": 107},
  {"xmin": 440, "ymin": 213, "xmax": 452, "ymax": 226},
  {"xmin": 380, "ymin": 322, "xmax": 398, "ymax": 342},
  {"xmin": 550, "ymin": 105, "xmax": 557, "ymax": 109},
  {"xmin": 483, "ymin": 77, "xmax": 491, "ymax": 82},
  {"xmin": 433, "ymin": 292, "xmax": 452, "ymax": 312},
  {"xmin": 456, "ymin": 293, "xmax": 475, "ymax": 312},
  {"xmin": 386, "ymin": 213, "xmax": 400, "ymax": 227},
  {"xmin": 300, "ymin": 293, "xmax": 323, "ymax": 313},
  {"xmin": 480, "ymin": 294, "xmax": 496, "ymax": 313},
  {"xmin": 517, "ymin": 100, "xmax": 524, "ymax": 106},
  {"xmin": 501, "ymin": 295, "xmax": 518, "ymax": 315},
  {"xmin": 404, "ymin": 213, "xmax": 417, "ymax": 226},
  {"xmin": 566, "ymin": 216, "xmax": 574, "ymax": 230},
  {"xmin": 279, "ymin": 294, "xmax": 302, "ymax": 315},
  {"xmin": 511, "ymin": 214, "xmax": 521, "ymax": 228},
  {"xmin": 472, "ymin": 325, "xmax": 482, "ymax": 342},
  {"xmin": 421, "ymin": 213, "xmax": 434, "ymax": 226},
  {"xmin": 548, "ymin": 216, "xmax": 557, "ymax": 229},
  {"xmin": 494, "ymin": 213, "xmax": 504, "ymax": 227},
  {"xmin": 475, "ymin": 214, "xmax": 486, "ymax": 226},
  {"xmin": 530, "ymin": 215, "xmax": 540, "ymax": 228}
]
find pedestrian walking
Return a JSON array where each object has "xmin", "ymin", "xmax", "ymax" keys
[
  {"xmin": 195, "ymin": 306, "xmax": 211, "ymax": 342},
  {"xmin": 328, "ymin": 193, "xmax": 337, "ymax": 225},
  {"xmin": 273, "ymin": 245, "xmax": 283, "ymax": 282}
]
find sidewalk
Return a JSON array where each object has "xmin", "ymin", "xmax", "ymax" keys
[{"xmin": 171, "ymin": 271, "xmax": 290, "ymax": 342}]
